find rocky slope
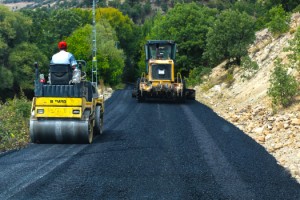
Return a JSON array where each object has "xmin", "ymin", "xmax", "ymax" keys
[{"xmin": 196, "ymin": 13, "xmax": 300, "ymax": 183}]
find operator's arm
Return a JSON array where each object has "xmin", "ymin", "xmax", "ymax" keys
[{"xmin": 69, "ymin": 53, "xmax": 77, "ymax": 69}]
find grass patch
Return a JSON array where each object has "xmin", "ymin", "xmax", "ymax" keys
[
  {"xmin": 186, "ymin": 67, "xmax": 212, "ymax": 87},
  {"xmin": 240, "ymin": 56, "xmax": 259, "ymax": 80},
  {"xmin": 112, "ymin": 83, "xmax": 126, "ymax": 90},
  {"xmin": 0, "ymin": 97, "xmax": 31, "ymax": 152},
  {"xmin": 201, "ymin": 82, "xmax": 215, "ymax": 92}
]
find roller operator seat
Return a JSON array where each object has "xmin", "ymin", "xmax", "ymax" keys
[{"xmin": 49, "ymin": 64, "xmax": 73, "ymax": 85}]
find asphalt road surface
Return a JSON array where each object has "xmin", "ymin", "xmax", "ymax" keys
[{"xmin": 1, "ymin": 87, "xmax": 300, "ymax": 200}]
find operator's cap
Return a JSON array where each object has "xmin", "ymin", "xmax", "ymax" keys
[{"xmin": 58, "ymin": 41, "xmax": 67, "ymax": 49}]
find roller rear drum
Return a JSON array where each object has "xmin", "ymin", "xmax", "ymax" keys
[{"xmin": 30, "ymin": 119, "xmax": 93, "ymax": 144}]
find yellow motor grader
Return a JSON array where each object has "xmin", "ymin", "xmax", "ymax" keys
[
  {"xmin": 132, "ymin": 40, "xmax": 195, "ymax": 102},
  {"xmin": 29, "ymin": 61, "xmax": 104, "ymax": 144}
]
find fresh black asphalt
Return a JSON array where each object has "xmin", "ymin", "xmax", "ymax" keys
[{"xmin": 0, "ymin": 86, "xmax": 300, "ymax": 199}]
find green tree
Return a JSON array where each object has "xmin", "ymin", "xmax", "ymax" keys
[
  {"xmin": 0, "ymin": 66, "xmax": 13, "ymax": 90},
  {"xmin": 21, "ymin": 8, "xmax": 54, "ymax": 57},
  {"xmin": 8, "ymin": 42, "xmax": 48, "ymax": 90},
  {"xmin": 0, "ymin": 5, "xmax": 32, "ymax": 47},
  {"xmin": 144, "ymin": 1, "xmax": 152, "ymax": 15},
  {"xmin": 67, "ymin": 21, "xmax": 125, "ymax": 86},
  {"xmin": 149, "ymin": 3, "xmax": 218, "ymax": 74},
  {"xmin": 0, "ymin": 5, "xmax": 37, "ymax": 98},
  {"xmin": 0, "ymin": 36, "xmax": 8, "ymax": 62},
  {"xmin": 120, "ymin": 1, "xmax": 144, "ymax": 23},
  {"xmin": 22, "ymin": 8, "xmax": 90, "ymax": 58},
  {"xmin": 0, "ymin": 5, "xmax": 32, "ymax": 61},
  {"xmin": 267, "ymin": 4, "xmax": 290, "ymax": 36},
  {"xmin": 95, "ymin": 7, "xmax": 142, "ymax": 81},
  {"xmin": 108, "ymin": 0, "xmax": 122, "ymax": 8},
  {"xmin": 97, "ymin": 0, "xmax": 107, "ymax": 7},
  {"xmin": 161, "ymin": 2, "xmax": 168, "ymax": 12},
  {"xmin": 50, "ymin": 9, "xmax": 86, "ymax": 40},
  {"xmin": 206, "ymin": 0, "xmax": 234, "ymax": 10},
  {"xmin": 204, "ymin": 9, "xmax": 255, "ymax": 66},
  {"xmin": 233, "ymin": 0, "xmax": 268, "ymax": 30},
  {"xmin": 265, "ymin": 0, "xmax": 300, "ymax": 12}
]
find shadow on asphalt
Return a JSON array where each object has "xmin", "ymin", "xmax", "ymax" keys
[{"xmin": 93, "ymin": 130, "xmax": 126, "ymax": 144}]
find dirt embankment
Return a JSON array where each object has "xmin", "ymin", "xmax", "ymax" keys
[{"xmin": 196, "ymin": 13, "xmax": 300, "ymax": 183}]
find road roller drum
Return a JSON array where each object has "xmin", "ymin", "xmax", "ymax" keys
[{"xmin": 30, "ymin": 119, "xmax": 92, "ymax": 144}]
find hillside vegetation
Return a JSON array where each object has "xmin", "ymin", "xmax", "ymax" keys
[
  {"xmin": 0, "ymin": 1, "xmax": 300, "ymax": 152},
  {"xmin": 196, "ymin": 13, "xmax": 300, "ymax": 182}
]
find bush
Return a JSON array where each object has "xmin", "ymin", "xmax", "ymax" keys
[
  {"xmin": 268, "ymin": 60, "xmax": 298, "ymax": 108},
  {"xmin": 186, "ymin": 67, "xmax": 211, "ymax": 87},
  {"xmin": 267, "ymin": 5, "xmax": 290, "ymax": 36},
  {"xmin": 225, "ymin": 71, "xmax": 235, "ymax": 85},
  {"xmin": 0, "ymin": 97, "xmax": 31, "ymax": 152},
  {"xmin": 293, "ymin": 4, "xmax": 300, "ymax": 13},
  {"xmin": 240, "ymin": 55, "xmax": 259, "ymax": 80},
  {"xmin": 287, "ymin": 27, "xmax": 300, "ymax": 70}
]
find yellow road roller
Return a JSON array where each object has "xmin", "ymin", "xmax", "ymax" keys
[{"xmin": 30, "ymin": 61, "xmax": 104, "ymax": 144}]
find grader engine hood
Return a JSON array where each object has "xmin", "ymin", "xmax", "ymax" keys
[
  {"xmin": 149, "ymin": 60, "xmax": 174, "ymax": 82},
  {"xmin": 151, "ymin": 63, "xmax": 172, "ymax": 80}
]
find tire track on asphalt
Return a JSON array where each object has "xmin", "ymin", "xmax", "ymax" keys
[
  {"xmin": 0, "ymin": 145, "xmax": 56, "ymax": 180},
  {"xmin": 0, "ymin": 144, "xmax": 87, "ymax": 200},
  {"xmin": 103, "ymin": 90, "xmax": 129, "ymax": 122},
  {"xmin": 181, "ymin": 104, "xmax": 255, "ymax": 200},
  {"xmin": 104, "ymin": 89, "xmax": 139, "ymax": 130},
  {"xmin": 103, "ymin": 89, "xmax": 123, "ymax": 109}
]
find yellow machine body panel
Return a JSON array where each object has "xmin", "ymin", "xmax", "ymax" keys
[
  {"xmin": 32, "ymin": 97, "xmax": 86, "ymax": 119},
  {"xmin": 148, "ymin": 59, "xmax": 174, "ymax": 82},
  {"xmin": 150, "ymin": 80, "xmax": 172, "ymax": 86},
  {"xmin": 34, "ymin": 106, "xmax": 82, "ymax": 118},
  {"xmin": 35, "ymin": 97, "xmax": 84, "ymax": 106}
]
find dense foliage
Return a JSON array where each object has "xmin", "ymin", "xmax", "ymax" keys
[
  {"xmin": 148, "ymin": 3, "xmax": 218, "ymax": 74},
  {"xmin": 0, "ymin": 6, "xmax": 32, "ymax": 93},
  {"xmin": 0, "ymin": 5, "xmax": 137, "ymax": 101},
  {"xmin": 204, "ymin": 9, "xmax": 255, "ymax": 66},
  {"xmin": 0, "ymin": 1, "xmax": 297, "ymax": 94},
  {"xmin": 67, "ymin": 21, "xmax": 125, "ymax": 86},
  {"xmin": 266, "ymin": 5, "xmax": 290, "ymax": 36},
  {"xmin": 95, "ymin": 7, "xmax": 141, "ymax": 82}
]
